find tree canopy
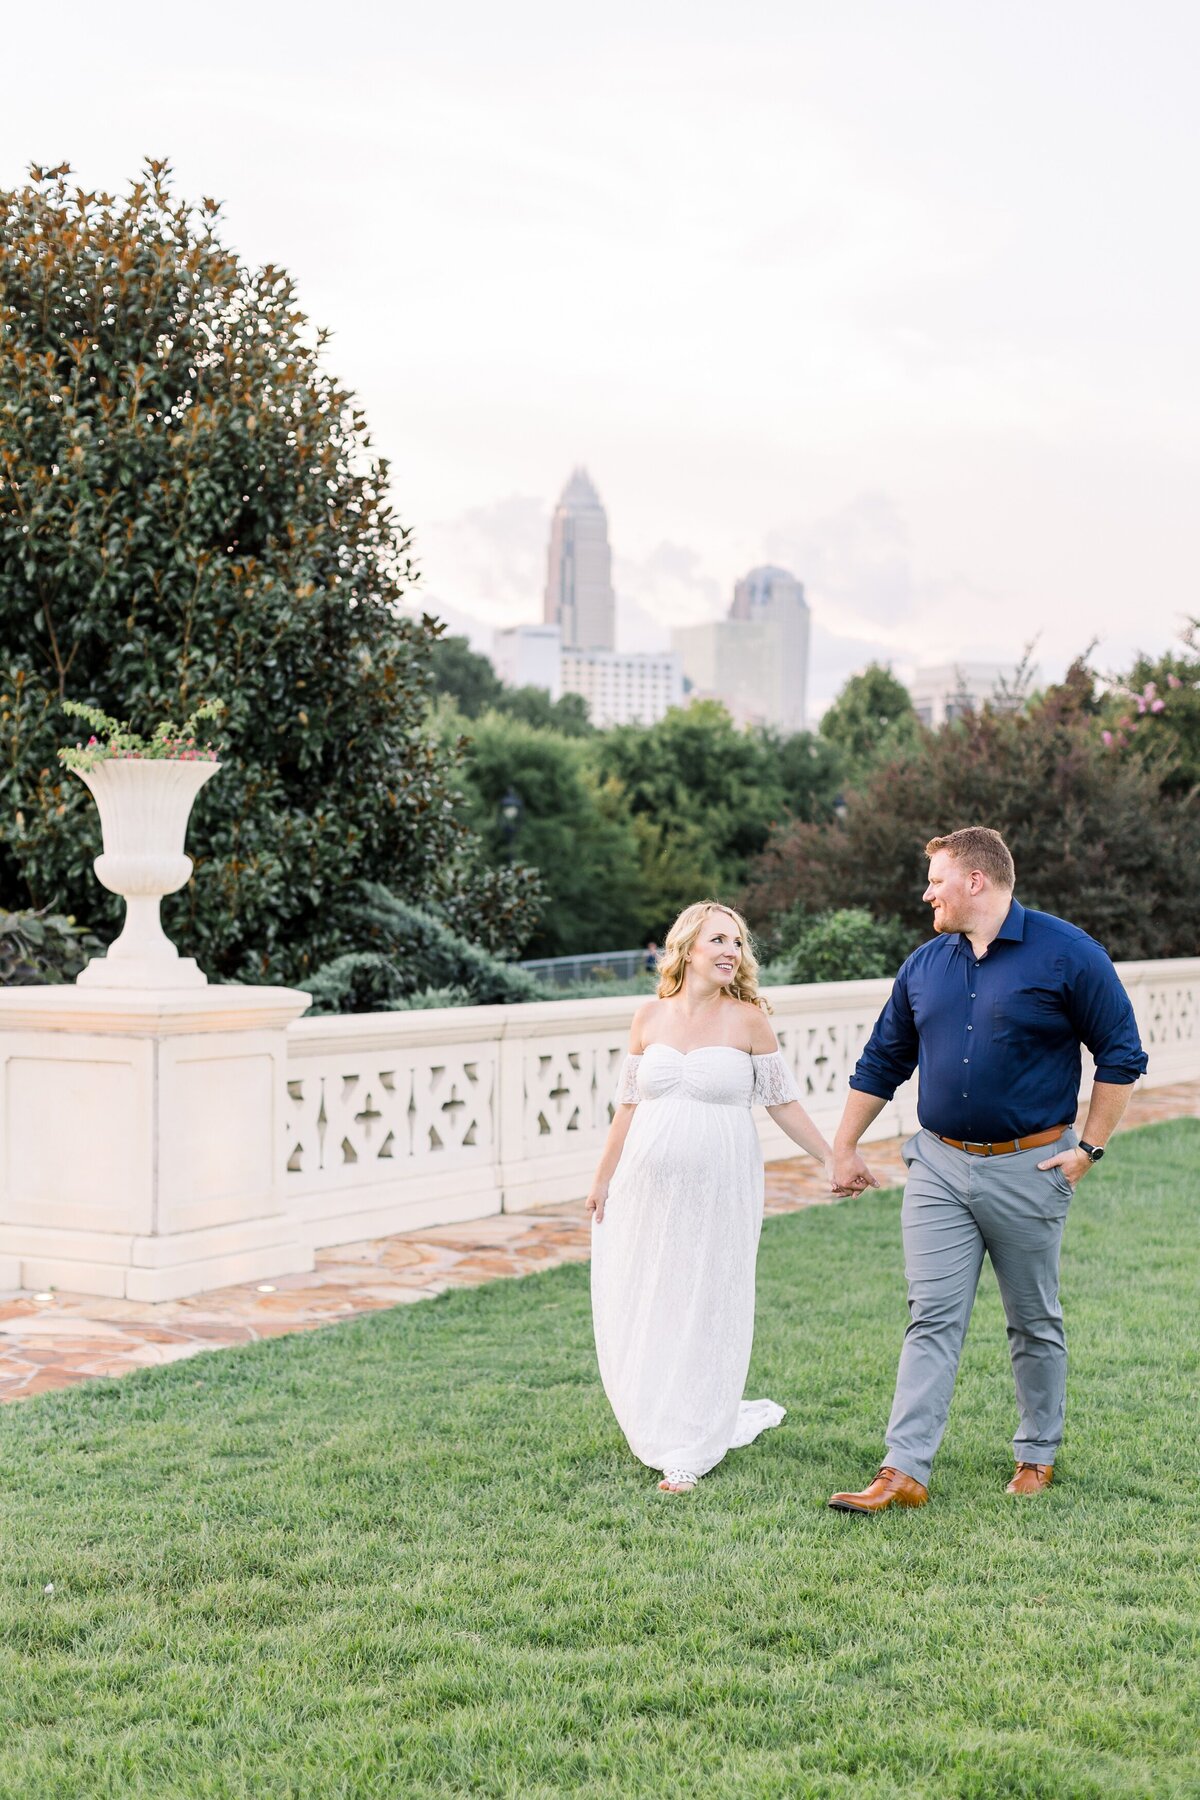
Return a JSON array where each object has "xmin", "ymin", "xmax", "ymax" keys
[
  {"xmin": 817, "ymin": 662, "xmax": 921, "ymax": 782},
  {"xmin": 439, "ymin": 709, "xmax": 644, "ymax": 956},
  {"xmin": 744, "ymin": 660, "xmax": 1200, "ymax": 960},
  {"xmin": 592, "ymin": 699, "xmax": 787, "ymax": 893}
]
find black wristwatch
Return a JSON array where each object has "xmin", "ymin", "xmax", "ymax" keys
[{"xmin": 1078, "ymin": 1141, "xmax": 1105, "ymax": 1162}]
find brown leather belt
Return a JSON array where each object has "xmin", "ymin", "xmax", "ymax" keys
[{"xmin": 935, "ymin": 1125, "xmax": 1069, "ymax": 1157}]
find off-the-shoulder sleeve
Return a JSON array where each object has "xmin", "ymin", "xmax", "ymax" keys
[
  {"xmin": 614, "ymin": 1054, "xmax": 643, "ymax": 1105},
  {"xmin": 751, "ymin": 1050, "xmax": 802, "ymax": 1107}
]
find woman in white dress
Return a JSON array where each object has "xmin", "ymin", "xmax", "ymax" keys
[{"xmin": 587, "ymin": 899, "xmax": 836, "ymax": 1494}]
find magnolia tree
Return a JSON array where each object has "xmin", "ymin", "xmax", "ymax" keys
[{"xmin": 0, "ymin": 162, "xmax": 540, "ymax": 983}]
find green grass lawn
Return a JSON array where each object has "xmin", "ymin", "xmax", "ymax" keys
[{"xmin": 2, "ymin": 1119, "xmax": 1197, "ymax": 1799}]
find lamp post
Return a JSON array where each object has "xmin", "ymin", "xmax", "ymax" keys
[
  {"xmin": 833, "ymin": 794, "xmax": 848, "ymax": 824},
  {"xmin": 498, "ymin": 787, "xmax": 524, "ymax": 861}
]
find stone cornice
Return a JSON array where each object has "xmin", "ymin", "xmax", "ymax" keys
[{"xmin": 0, "ymin": 984, "xmax": 312, "ymax": 1037}]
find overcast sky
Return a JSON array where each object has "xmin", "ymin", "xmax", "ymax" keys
[{"xmin": 5, "ymin": 1, "xmax": 1198, "ymax": 708}]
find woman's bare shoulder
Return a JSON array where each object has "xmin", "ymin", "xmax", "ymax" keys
[
  {"xmin": 629, "ymin": 997, "xmax": 665, "ymax": 1052},
  {"xmin": 740, "ymin": 1000, "xmax": 779, "ymax": 1053}
]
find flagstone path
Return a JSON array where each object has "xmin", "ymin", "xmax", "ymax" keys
[{"xmin": 1, "ymin": 1082, "xmax": 1195, "ymax": 1403}]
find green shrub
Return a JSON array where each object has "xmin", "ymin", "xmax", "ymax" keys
[
  {"xmin": 305, "ymin": 887, "xmax": 554, "ymax": 1013},
  {"xmin": 0, "ymin": 906, "xmax": 101, "ymax": 984},
  {"xmin": 773, "ymin": 906, "xmax": 918, "ymax": 984}
]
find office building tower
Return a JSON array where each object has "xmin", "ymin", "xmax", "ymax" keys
[
  {"xmin": 543, "ymin": 468, "xmax": 616, "ymax": 651},
  {"xmin": 493, "ymin": 623, "xmax": 563, "ymax": 699},
  {"xmin": 906, "ymin": 662, "xmax": 1030, "ymax": 729},
  {"xmin": 672, "ymin": 564, "xmax": 810, "ymax": 732},
  {"xmin": 560, "ymin": 648, "xmax": 684, "ymax": 728}
]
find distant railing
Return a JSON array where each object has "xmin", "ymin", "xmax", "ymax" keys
[
  {"xmin": 282, "ymin": 959, "xmax": 1199, "ymax": 1251},
  {"xmin": 519, "ymin": 949, "xmax": 653, "ymax": 986}
]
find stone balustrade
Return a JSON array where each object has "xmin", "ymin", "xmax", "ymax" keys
[
  {"xmin": 0, "ymin": 959, "xmax": 1194, "ymax": 1299},
  {"xmin": 282, "ymin": 958, "xmax": 1199, "ymax": 1252}
]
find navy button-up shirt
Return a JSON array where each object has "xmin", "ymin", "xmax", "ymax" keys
[{"xmin": 849, "ymin": 900, "xmax": 1148, "ymax": 1141}]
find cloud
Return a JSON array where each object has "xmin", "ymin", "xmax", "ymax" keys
[
  {"xmin": 613, "ymin": 541, "xmax": 726, "ymax": 651},
  {"xmin": 764, "ymin": 492, "xmax": 916, "ymax": 632},
  {"xmin": 414, "ymin": 494, "xmax": 549, "ymax": 642}
]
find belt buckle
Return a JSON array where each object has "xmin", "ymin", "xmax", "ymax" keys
[{"xmin": 963, "ymin": 1140, "xmax": 992, "ymax": 1156}]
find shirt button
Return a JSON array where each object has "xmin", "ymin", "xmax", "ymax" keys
[
  {"xmin": 970, "ymin": 992, "xmax": 976, "ymax": 998},
  {"xmin": 963, "ymin": 1057, "xmax": 969, "ymax": 1063},
  {"xmin": 967, "ymin": 1025, "xmax": 973, "ymax": 1031},
  {"xmin": 962, "ymin": 1091, "xmax": 968, "ymax": 1098}
]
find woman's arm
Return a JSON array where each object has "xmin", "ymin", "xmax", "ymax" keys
[
  {"xmin": 587, "ymin": 1002, "xmax": 654, "ymax": 1224},
  {"xmin": 586, "ymin": 1105, "xmax": 637, "ymax": 1224},
  {"xmin": 746, "ymin": 1004, "xmax": 837, "ymax": 1183},
  {"xmin": 764, "ymin": 1098, "xmax": 835, "ymax": 1173}
]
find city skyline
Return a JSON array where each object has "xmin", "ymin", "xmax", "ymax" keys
[
  {"xmin": 411, "ymin": 474, "xmax": 1030, "ymax": 719},
  {"xmin": 5, "ymin": 2, "xmax": 1197, "ymax": 714}
]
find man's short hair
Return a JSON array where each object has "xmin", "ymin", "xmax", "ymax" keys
[{"xmin": 925, "ymin": 827, "xmax": 1015, "ymax": 890}]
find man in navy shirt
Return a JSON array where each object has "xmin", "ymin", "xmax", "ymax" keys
[{"xmin": 827, "ymin": 826, "xmax": 1147, "ymax": 1513}]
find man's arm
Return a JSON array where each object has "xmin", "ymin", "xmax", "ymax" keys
[
  {"xmin": 1040, "ymin": 943, "xmax": 1148, "ymax": 1187},
  {"xmin": 1037, "ymin": 1081, "xmax": 1135, "ymax": 1187},
  {"xmin": 833, "ymin": 1090, "xmax": 887, "ymax": 1193},
  {"xmin": 833, "ymin": 962, "xmax": 920, "ymax": 1192},
  {"xmin": 1066, "ymin": 942, "xmax": 1149, "ymax": 1088}
]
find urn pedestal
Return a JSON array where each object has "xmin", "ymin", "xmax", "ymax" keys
[{"xmin": 0, "ymin": 985, "xmax": 314, "ymax": 1301}]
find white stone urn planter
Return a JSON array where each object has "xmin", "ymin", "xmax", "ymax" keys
[{"xmin": 72, "ymin": 757, "xmax": 220, "ymax": 988}]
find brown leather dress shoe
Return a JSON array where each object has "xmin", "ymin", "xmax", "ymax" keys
[
  {"xmin": 1006, "ymin": 1462, "xmax": 1054, "ymax": 1495},
  {"xmin": 828, "ymin": 1465, "xmax": 930, "ymax": 1512}
]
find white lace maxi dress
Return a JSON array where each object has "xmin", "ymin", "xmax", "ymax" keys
[{"xmin": 591, "ymin": 1042, "xmax": 803, "ymax": 1479}]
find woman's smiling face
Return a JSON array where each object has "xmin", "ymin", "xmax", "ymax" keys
[{"xmin": 689, "ymin": 911, "xmax": 742, "ymax": 986}]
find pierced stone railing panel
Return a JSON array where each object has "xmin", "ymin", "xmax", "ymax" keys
[
  {"xmin": 521, "ymin": 1034, "xmax": 631, "ymax": 1139},
  {"xmin": 286, "ymin": 1048, "xmax": 498, "ymax": 1190}
]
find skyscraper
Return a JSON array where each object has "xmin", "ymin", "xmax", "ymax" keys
[
  {"xmin": 730, "ymin": 565, "xmax": 810, "ymax": 732},
  {"xmin": 543, "ymin": 468, "xmax": 616, "ymax": 651},
  {"xmin": 673, "ymin": 564, "xmax": 811, "ymax": 732}
]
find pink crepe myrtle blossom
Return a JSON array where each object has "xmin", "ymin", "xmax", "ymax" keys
[{"xmin": 58, "ymin": 699, "xmax": 225, "ymax": 773}]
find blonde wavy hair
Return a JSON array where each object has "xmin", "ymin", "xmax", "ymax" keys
[{"xmin": 655, "ymin": 900, "xmax": 771, "ymax": 1013}]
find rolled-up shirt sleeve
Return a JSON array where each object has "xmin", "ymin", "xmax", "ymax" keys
[
  {"xmin": 1067, "ymin": 942, "xmax": 1148, "ymax": 1084},
  {"xmin": 849, "ymin": 962, "xmax": 920, "ymax": 1101}
]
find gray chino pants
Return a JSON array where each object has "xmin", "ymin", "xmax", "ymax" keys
[{"xmin": 885, "ymin": 1126, "xmax": 1078, "ymax": 1488}]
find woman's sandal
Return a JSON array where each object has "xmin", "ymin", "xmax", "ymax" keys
[{"xmin": 658, "ymin": 1469, "xmax": 700, "ymax": 1494}]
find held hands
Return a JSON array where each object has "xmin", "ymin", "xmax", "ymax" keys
[
  {"xmin": 1037, "ymin": 1146, "xmax": 1093, "ymax": 1188},
  {"xmin": 830, "ymin": 1149, "xmax": 881, "ymax": 1197},
  {"xmin": 586, "ymin": 1181, "xmax": 609, "ymax": 1224}
]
